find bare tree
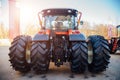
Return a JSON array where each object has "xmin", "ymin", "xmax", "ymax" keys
[{"xmin": 0, "ymin": 23, "xmax": 8, "ymax": 39}]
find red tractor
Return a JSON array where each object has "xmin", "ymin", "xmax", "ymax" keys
[
  {"xmin": 9, "ymin": 8, "xmax": 110, "ymax": 74},
  {"xmin": 109, "ymin": 25, "xmax": 120, "ymax": 54}
]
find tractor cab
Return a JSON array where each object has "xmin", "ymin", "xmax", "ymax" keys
[
  {"xmin": 117, "ymin": 25, "xmax": 120, "ymax": 37},
  {"xmin": 38, "ymin": 8, "xmax": 82, "ymax": 30},
  {"xmin": 109, "ymin": 25, "xmax": 120, "ymax": 54}
]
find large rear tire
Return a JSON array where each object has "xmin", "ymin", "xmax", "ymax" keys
[
  {"xmin": 70, "ymin": 41, "xmax": 88, "ymax": 73},
  {"xmin": 9, "ymin": 35, "xmax": 31, "ymax": 73},
  {"xmin": 88, "ymin": 35, "xmax": 110, "ymax": 73},
  {"xmin": 30, "ymin": 42, "xmax": 50, "ymax": 74}
]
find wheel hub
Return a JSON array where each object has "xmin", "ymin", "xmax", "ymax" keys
[{"xmin": 88, "ymin": 41, "xmax": 93, "ymax": 64}]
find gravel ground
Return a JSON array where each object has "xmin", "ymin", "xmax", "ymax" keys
[{"xmin": 0, "ymin": 46, "xmax": 120, "ymax": 80}]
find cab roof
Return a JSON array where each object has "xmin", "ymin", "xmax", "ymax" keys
[{"xmin": 41, "ymin": 8, "xmax": 78, "ymax": 16}]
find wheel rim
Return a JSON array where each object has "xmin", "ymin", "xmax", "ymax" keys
[
  {"xmin": 88, "ymin": 41, "xmax": 93, "ymax": 64},
  {"xmin": 26, "ymin": 42, "xmax": 31, "ymax": 63},
  {"xmin": 115, "ymin": 47, "xmax": 120, "ymax": 54}
]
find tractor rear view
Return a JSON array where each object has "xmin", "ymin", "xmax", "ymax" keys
[
  {"xmin": 9, "ymin": 8, "xmax": 110, "ymax": 74},
  {"xmin": 109, "ymin": 25, "xmax": 120, "ymax": 54}
]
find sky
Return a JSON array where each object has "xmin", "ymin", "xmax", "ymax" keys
[
  {"xmin": 0, "ymin": 0, "xmax": 120, "ymax": 29},
  {"xmin": 19, "ymin": 0, "xmax": 120, "ymax": 25}
]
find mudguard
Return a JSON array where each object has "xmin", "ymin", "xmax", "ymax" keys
[
  {"xmin": 33, "ymin": 33, "xmax": 49, "ymax": 41},
  {"xmin": 69, "ymin": 33, "xmax": 86, "ymax": 41}
]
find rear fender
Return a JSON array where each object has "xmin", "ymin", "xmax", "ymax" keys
[
  {"xmin": 33, "ymin": 34, "xmax": 49, "ymax": 41},
  {"xmin": 69, "ymin": 33, "xmax": 86, "ymax": 41}
]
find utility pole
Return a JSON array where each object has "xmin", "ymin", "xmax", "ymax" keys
[{"xmin": 9, "ymin": 0, "xmax": 20, "ymax": 39}]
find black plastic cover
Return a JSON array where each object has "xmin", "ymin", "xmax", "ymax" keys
[
  {"xmin": 69, "ymin": 33, "xmax": 86, "ymax": 41},
  {"xmin": 41, "ymin": 8, "xmax": 78, "ymax": 16},
  {"xmin": 33, "ymin": 34, "xmax": 49, "ymax": 41}
]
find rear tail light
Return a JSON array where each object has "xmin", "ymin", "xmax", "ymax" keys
[
  {"xmin": 69, "ymin": 30, "xmax": 80, "ymax": 34},
  {"xmin": 38, "ymin": 30, "xmax": 50, "ymax": 35}
]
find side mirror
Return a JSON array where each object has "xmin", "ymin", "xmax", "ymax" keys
[
  {"xmin": 80, "ymin": 21, "xmax": 84, "ymax": 25},
  {"xmin": 117, "ymin": 25, "xmax": 120, "ymax": 37}
]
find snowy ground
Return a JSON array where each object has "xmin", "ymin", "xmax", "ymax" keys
[
  {"xmin": 0, "ymin": 46, "xmax": 120, "ymax": 80},
  {"xmin": 0, "ymin": 39, "xmax": 10, "ymax": 46}
]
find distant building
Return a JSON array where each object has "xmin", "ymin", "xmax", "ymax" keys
[{"xmin": 0, "ymin": 0, "xmax": 9, "ymax": 28}]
